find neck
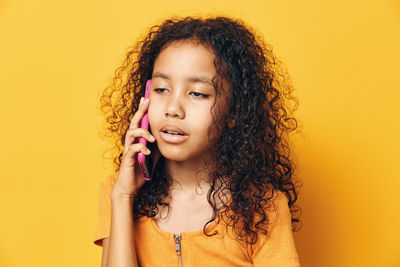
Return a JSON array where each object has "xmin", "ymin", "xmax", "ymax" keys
[
  {"xmin": 163, "ymin": 156, "xmax": 232, "ymax": 208},
  {"xmin": 165, "ymin": 155, "xmax": 213, "ymax": 195}
]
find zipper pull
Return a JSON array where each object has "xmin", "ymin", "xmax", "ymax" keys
[{"xmin": 174, "ymin": 234, "xmax": 182, "ymax": 255}]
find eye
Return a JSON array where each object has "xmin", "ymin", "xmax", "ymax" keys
[
  {"xmin": 190, "ymin": 92, "xmax": 209, "ymax": 98},
  {"xmin": 154, "ymin": 88, "xmax": 169, "ymax": 93}
]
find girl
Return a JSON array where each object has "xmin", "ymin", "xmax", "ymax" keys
[{"xmin": 94, "ymin": 16, "xmax": 301, "ymax": 267}]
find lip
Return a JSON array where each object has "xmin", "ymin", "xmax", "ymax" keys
[
  {"xmin": 159, "ymin": 124, "xmax": 188, "ymax": 144},
  {"xmin": 159, "ymin": 131, "xmax": 189, "ymax": 144},
  {"xmin": 160, "ymin": 125, "xmax": 188, "ymax": 135}
]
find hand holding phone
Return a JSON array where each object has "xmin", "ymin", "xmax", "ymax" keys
[
  {"xmin": 137, "ymin": 80, "xmax": 155, "ymax": 181},
  {"xmin": 112, "ymin": 79, "xmax": 155, "ymax": 197}
]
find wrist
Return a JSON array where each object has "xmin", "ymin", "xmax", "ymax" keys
[{"xmin": 111, "ymin": 187, "xmax": 134, "ymax": 203}]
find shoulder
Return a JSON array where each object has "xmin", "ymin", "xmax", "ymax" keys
[
  {"xmin": 268, "ymin": 189, "xmax": 291, "ymax": 222},
  {"xmin": 250, "ymin": 189, "xmax": 300, "ymax": 266},
  {"xmin": 252, "ymin": 188, "xmax": 291, "ymax": 225},
  {"xmin": 93, "ymin": 172, "xmax": 119, "ymax": 247}
]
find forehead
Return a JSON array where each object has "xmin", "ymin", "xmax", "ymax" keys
[{"xmin": 152, "ymin": 40, "xmax": 216, "ymax": 82}]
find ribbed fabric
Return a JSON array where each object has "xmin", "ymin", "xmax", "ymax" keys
[{"xmin": 94, "ymin": 174, "xmax": 300, "ymax": 267}]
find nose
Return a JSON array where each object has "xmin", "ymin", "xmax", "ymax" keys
[{"xmin": 165, "ymin": 91, "xmax": 185, "ymax": 119}]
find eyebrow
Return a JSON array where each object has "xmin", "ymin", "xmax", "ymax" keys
[{"xmin": 152, "ymin": 72, "xmax": 214, "ymax": 86}]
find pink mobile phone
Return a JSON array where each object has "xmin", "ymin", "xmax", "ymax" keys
[{"xmin": 137, "ymin": 79, "xmax": 154, "ymax": 181}]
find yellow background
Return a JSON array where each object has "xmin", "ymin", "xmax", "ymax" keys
[{"xmin": 1, "ymin": 0, "xmax": 399, "ymax": 266}]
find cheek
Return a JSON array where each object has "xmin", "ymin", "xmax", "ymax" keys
[
  {"xmin": 147, "ymin": 103, "xmax": 160, "ymax": 129},
  {"xmin": 187, "ymin": 110, "xmax": 213, "ymax": 135}
]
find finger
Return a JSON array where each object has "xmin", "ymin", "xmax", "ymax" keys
[
  {"xmin": 129, "ymin": 98, "xmax": 150, "ymax": 129},
  {"xmin": 125, "ymin": 127, "xmax": 155, "ymax": 145},
  {"xmin": 123, "ymin": 142, "xmax": 151, "ymax": 158}
]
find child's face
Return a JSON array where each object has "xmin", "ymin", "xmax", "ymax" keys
[{"xmin": 148, "ymin": 40, "xmax": 230, "ymax": 163}]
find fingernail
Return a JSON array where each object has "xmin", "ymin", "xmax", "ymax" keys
[
  {"xmin": 139, "ymin": 97, "xmax": 144, "ymax": 105},
  {"xmin": 150, "ymin": 135, "xmax": 155, "ymax": 141}
]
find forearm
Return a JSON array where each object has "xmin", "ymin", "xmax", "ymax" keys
[{"xmin": 106, "ymin": 191, "xmax": 138, "ymax": 267}]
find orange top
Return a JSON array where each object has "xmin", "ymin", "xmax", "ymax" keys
[{"xmin": 94, "ymin": 174, "xmax": 300, "ymax": 266}]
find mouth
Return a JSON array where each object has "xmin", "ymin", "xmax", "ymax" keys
[
  {"xmin": 159, "ymin": 125, "xmax": 188, "ymax": 144},
  {"xmin": 160, "ymin": 125, "xmax": 188, "ymax": 135},
  {"xmin": 162, "ymin": 130, "xmax": 185, "ymax": 136}
]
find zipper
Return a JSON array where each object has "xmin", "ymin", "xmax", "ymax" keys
[{"xmin": 174, "ymin": 233, "xmax": 183, "ymax": 267}]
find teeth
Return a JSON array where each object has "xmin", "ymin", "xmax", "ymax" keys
[{"xmin": 165, "ymin": 131, "xmax": 181, "ymax": 135}]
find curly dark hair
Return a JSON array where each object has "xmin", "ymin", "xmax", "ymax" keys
[{"xmin": 99, "ymin": 15, "xmax": 302, "ymax": 246}]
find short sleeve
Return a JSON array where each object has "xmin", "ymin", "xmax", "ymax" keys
[
  {"xmin": 250, "ymin": 190, "xmax": 300, "ymax": 266},
  {"xmin": 93, "ymin": 173, "xmax": 117, "ymax": 247}
]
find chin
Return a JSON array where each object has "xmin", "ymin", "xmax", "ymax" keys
[
  {"xmin": 159, "ymin": 149, "xmax": 189, "ymax": 162},
  {"xmin": 158, "ymin": 146, "xmax": 199, "ymax": 162}
]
